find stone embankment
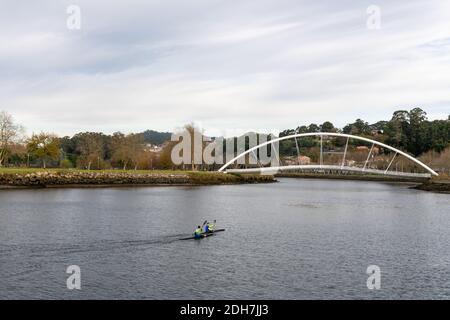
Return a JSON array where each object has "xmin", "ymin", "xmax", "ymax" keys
[{"xmin": 0, "ymin": 171, "xmax": 275, "ymax": 188}]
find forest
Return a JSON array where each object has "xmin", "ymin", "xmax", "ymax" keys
[{"xmin": 0, "ymin": 108, "xmax": 449, "ymax": 171}]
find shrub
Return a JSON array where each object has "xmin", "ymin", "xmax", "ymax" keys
[{"xmin": 60, "ymin": 158, "xmax": 74, "ymax": 169}]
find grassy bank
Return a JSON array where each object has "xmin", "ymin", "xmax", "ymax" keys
[
  {"xmin": 0, "ymin": 168, "xmax": 188, "ymax": 175},
  {"xmin": 0, "ymin": 168, "xmax": 275, "ymax": 188}
]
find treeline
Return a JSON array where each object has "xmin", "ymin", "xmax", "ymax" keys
[
  {"xmin": 59, "ymin": 132, "xmax": 155, "ymax": 170},
  {"xmin": 279, "ymin": 108, "xmax": 450, "ymax": 157},
  {"xmin": 25, "ymin": 132, "xmax": 168, "ymax": 170},
  {"xmin": 0, "ymin": 111, "xmax": 172, "ymax": 169},
  {"xmin": 0, "ymin": 108, "xmax": 449, "ymax": 170}
]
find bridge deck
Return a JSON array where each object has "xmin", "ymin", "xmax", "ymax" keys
[{"xmin": 225, "ymin": 165, "xmax": 432, "ymax": 178}]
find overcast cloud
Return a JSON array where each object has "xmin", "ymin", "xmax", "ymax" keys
[{"xmin": 1, "ymin": 0, "xmax": 449, "ymax": 137}]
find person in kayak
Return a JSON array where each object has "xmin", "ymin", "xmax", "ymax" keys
[
  {"xmin": 194, "ymin": 226, "xmax": 202, "ymax": 239},
  {"xmin": 205, "ymin": 220, "xmax": 216, "ymax": 233}
]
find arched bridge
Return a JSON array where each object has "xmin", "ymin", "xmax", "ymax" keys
[{"xmin": 218, "ymin": 132, "xmax": 438, "ymax": 178}]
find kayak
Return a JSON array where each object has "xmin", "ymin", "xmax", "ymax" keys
[{"xmin": 179, "ymin": 229, "xmax": 225, "ymax": 240}]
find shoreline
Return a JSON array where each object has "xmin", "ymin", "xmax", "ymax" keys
[
  {"xmin": 275, "ymin": 172, "xmax": 428, "ymax": 183},
  {"xmin": 1, "ymin": 169, "xmax": 448, "ymax": 193},
  {"xmin": 0, "ymin": 170, "xmax": 276, "ymax": 189},
  {"xmin": 0, "ymin": 182, "xmax": 272, "ymax": 190},
  {"xmin": 276, "ymin": 172, "xmax": 450, "ymax": 194},
  {"xmin": 411, "ymin": 181, "xmax": 450, "ymax": 194}
]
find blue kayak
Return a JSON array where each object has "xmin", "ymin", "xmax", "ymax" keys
[{"xmin": 179, "ymin": 229, "xmax": 225, "ymax": 240}]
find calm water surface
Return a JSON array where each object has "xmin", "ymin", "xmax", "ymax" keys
[{"xmin": 1, "ymin": 178, "xmax": 450, "ymax": 299}]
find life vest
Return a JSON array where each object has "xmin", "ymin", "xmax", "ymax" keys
[
  {"xmin": 194, "ymin": 228, "xmax": 202, "ymax": 235},
  {"xmin": 207, "ymin": 223, "xmax": 215, "ymax": 231}
]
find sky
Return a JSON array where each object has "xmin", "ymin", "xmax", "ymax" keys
[{"xmin": 0, "ymin": 0, "xmax": 449, "ymax": 137}]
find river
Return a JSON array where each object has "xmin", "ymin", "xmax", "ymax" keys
[{"xmin": 1, "ymin": 178, "xmax": 449, "ymax": 299}]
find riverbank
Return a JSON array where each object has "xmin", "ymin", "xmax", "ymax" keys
[
  {"xmin": 0, "ymin": 169, "xmax": 275, "ymax": 189},
  {"xmin": 276, "ymin": 172, "xmax": 429, "ymax": 182},
  {"xmin": 276, "ymin": 172, "xmax": 450, "ymax": 194},
  {"xmin": 412, "ymin": 176, "xmax": 450, "ymax": 194}
]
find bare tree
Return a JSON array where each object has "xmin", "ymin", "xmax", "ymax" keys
[
  {"xmin": 111, "ymin": 133, "xmax": 144, "ymax": 170},
  {"xmin": 0, "ymin": 111, "xmax": 24, "ymax": 166},
  {"xmin": 181, "ymin": 123, "xmax": 206, "ymax": 171}
]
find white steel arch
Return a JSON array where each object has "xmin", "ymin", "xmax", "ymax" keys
[{"xmin": 218, "ymin": 132, "xmax": 438, "ymax": 176}]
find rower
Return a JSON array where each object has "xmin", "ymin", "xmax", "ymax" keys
[
  {"xmin": 206, "ymin": 220, "xmax": 216, "ymax": 233},
  {"xmin": 194, "ymin": 226, "xmax": 202, "ymax": 239}
]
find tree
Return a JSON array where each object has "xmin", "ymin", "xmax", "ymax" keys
[
  {"xmin": 385, "ymin": 115, "xmax": 407, "ymax": 149},
  {"xmin": 73, "ymin": 132, "xmax": 107, "ymax": 170},
  {"xmin": 343, "ymin": 119, "xmax": 370, "ymax": 135},
  {"xmin": 409, "ymin": 107, "xmax": 427, "ymax": 124},
  {"xmin": 60, "ymin": 158, "xmax": 74, "ymax": 168},
  {"xmin": 383, "ymin": 108, "xmax": 439, "ymax": 156},
  {"xmin": 59, "ymin": 136, "xmax": 77, "ymax": 168},
  {"xmin": 320, "ymin": 121, "xmax": 335, "ymax": 132},
  {"xmin": 184, "ymin": 124, "xmax": 199, "ymax": 170},
  {"xmin": 127, "ymin": 134, "xmax": 145, "ymax": 170},
  {"xmin": 391, "ymin": 110, "xmax": 409, "ymax": 123},
  {"xmin": 111, "ymin": 133, "xmax": 144, "ymax": 170},
  {"xmin": 8, "ymin": 143, "xmax": 27, "ymax": 166},
  {"xmin": 26, "ymin": 133, "xmax": 60, "ymax": 168},
  {"xmin": 141, "ymin": 130, "xmax": 171, "ymax": 145},
  {"xmin": 425, "ymin": 119, "xmax": 450, "ymax": 153},
  {"xmin": 370, "ymin": 121, "xmax": 388, "ymax": 132},
  {"xmin": 295, "ymin": 125, "xmax": 309, "ymax": 134},
  {"xmin": 0, "ymin": 111, "xmax": 24, "ymax": 166},
  {"xmin": 408, "ymin": 108, "xmax": 428, "ymax": 155},
  {"xmin": 307, "ymin": 123, "xmax": 320, "ymax": 133},
  {"xmin": 279, "ymin": 129, "xmax": 295, "ymax": 137},
  {"xmin": 176, "ymin": 123, "xmax": 206, "ymax": 170},
  {"xmin": 158, "ymin": 140, "xmax": 177, "ymax": 169},
  {"xmin": 134, "ymin": 149, "xmax": 158, "ymax": 170}
]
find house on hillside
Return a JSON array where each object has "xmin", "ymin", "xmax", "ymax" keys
[
  {"xmin": 355, "ymin": 146, "xmax": 380, "ymax": 154},
  {"xmin": 282, "ymin": 155, "xmax": 311, "ymax": 166},
  {"xmin": 145, "ymin": 144, "xmax": 163, "ymax": 153},
  {"xmin": 356, "ymin": 146, "xmax": 369, "ymax": 152},
  {"xmin": 297, "ymin": 155, "xmax": 311, "ymax": 165}
]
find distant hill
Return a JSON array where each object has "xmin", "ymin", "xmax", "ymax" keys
[{"xmin": 141, "ymin": 130, "xmax": 172, "ymax": 145}]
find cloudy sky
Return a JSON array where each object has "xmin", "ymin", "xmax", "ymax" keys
[{"xmin": 1, "ymin": 0, "xmax": 449, "ymax": 137}]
